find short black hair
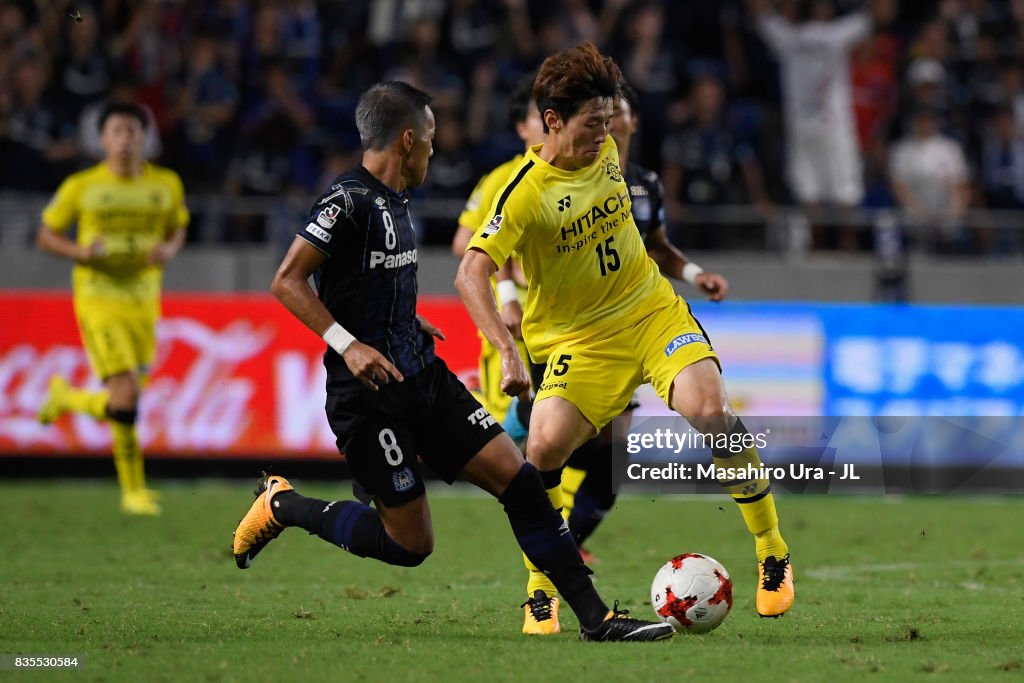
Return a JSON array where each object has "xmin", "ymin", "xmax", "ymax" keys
[
  {"xmin": 98, "ymin": 102, "xmax": 148, "ymax": 133},
  {"xmin": 355, "ymin": 81, "xmax": 434, "ymax": 151},
  {"xmin": 507, "ymin": 73, "xmax": 537, "ymax": 129}
]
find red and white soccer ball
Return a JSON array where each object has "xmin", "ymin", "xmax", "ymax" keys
[{"xmin": 650, "ymin": 553, "xmax": 733, "ymax": 634}]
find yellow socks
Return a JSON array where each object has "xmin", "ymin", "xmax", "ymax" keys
[
  {"xmin": 111, "ymin": 422, "xmax": 143, "ymax": 495},
  {"xmin": 754, "ymin": 526, "xmax": 789, "ymax": 563},
  {"xmin": 63, "ymin": 386, "xmax": 109, "ymax": 421},
  {"xmin": 559, "ymin": 466, "xmax": 586, "ymax": 522},
  {"xmin": 42, "ymin": 375, "xmax": 156, "ymax": 513},
  {"xmin": 715, "ymin": 445, "xmax": 789, "ymax": 563},
  {"xmin": 60, "ymin": 384, "xmax": 146, "ymax": 498},
  {"xmin": 112, "ymin": 422, "xmax": 158, "ymax": 515}
]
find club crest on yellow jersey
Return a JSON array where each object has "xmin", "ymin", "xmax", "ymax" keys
[{"xmin": 604, "ymin": 161, "xmax": 622, "ymax": 182}]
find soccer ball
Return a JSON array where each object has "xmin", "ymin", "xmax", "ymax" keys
[{"xmin": 650, "ymin": 553, "xmax": 733, "ymax": 633}]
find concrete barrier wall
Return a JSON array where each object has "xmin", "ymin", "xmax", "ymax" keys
[{"xmin": 3, "ymin": 245, "xmax": 1022, "ymax": 304}]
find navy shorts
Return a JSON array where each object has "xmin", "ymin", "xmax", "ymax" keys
[{"xmin": 326, "ymin": 358, "xmax": 504, "ymax": 506}]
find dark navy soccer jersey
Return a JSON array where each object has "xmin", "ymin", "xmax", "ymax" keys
[
  {"xmin": 297, "ymin": 165, "xmax": 435, "ymax": 390},
  {"xmin": 625, "ymin": 162, "xmax": 665, "ymax": 243}
]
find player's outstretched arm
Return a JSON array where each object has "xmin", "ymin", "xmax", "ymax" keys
[
  {"xmin": 272, "ymin": 236, "xmax": 402, "ymax": 391},
  {"xmin": 455, "ymin": 248, "xmax": 530, "ymax": 395},
  {"xmin": 646, "ymin": 226, "xmax": 729, "ymax": 302}
]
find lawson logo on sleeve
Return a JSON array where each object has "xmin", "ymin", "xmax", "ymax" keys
[{"xmin": 664, "ymin": 333, "xmax": 708, "ymax": 357}]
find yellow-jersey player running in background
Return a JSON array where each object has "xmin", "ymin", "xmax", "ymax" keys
[
  {"xmin": 452, "ymin": 75, "xmax": 544, "ymax": 426},
  {"xmin": 36, "ymin": 102, "xmax": 188, "ymax": 516},
  {"xmin": 456, "ymin": 44, "xmax": 794, "ymax": 633}
]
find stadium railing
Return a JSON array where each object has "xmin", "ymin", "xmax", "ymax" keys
[{"xmin": 3, "ymin": 191, "xmax": 1024, "ymax": 254}]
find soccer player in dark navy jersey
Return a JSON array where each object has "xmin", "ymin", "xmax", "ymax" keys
[
  {"xmin": 231, "ymin": 80, "xmax": 673, "ymax": 642},
  {"xmin": 301, "ymin": 164, "xmax": 437, "ymax": 392}
]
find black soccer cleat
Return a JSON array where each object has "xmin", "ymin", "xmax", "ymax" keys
[{"xmin": 579, "ymin": 601, "xmax": 676, "ymax": 642}]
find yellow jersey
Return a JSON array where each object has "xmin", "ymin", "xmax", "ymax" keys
[
  {"xmin": 467, "ymin": 136, "xmax": 676, "ymax": 361},
  {"xmin": 42, "ymin": 162, "xmax": 189, "ymax": 310},
  {"xmin": 458, "ymin": 154, "xmax": 524, "ymax": 231}
]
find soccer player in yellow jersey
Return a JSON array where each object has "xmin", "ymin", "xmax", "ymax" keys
[
  {"xmin": 456, "ymin": 44, "xmax": 794, "ymax": 630},
  {"xmin": 36, "ymin": 103, "xmax": 189, "ymax": 516},
  {"xmin": 559, "ymin": 81, "xmax": 735, "ymax": 565},
  {"xmin": 451, "ymin": 76, "xmax": 544, "ymax": 426}
]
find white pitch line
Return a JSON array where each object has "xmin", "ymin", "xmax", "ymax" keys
[{"xmin": 806, "ymin": 557, "xmax": 1024, "ymax": 580}]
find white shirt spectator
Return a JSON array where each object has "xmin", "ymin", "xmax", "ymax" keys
[
  {"xmin": 890, "ymin": 134, "xmax": 968, "ymax": 216},
  {"xmin": 760, "ymin": 12, "xmax": 869, "ymax": 130},
  {"xmin": 759, "ymin": 11, "xmax": 870, "ymax": 205}
]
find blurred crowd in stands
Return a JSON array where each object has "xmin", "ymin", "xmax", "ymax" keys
[{"xmin": 2, "ymin": 0, "xmax": 1024, "ymax": 257}]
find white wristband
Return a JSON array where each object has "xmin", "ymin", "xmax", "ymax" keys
[
  {"xmin": 496, "ymin": 279, "xmax": 519, "ymax": 308},
  {"xmin": 681, "ymin": 262, "xmax": 704, "ymax": 286},
  {"xmin": 322, "ymin": 322, "xmax": 356, "ymax": 356}
]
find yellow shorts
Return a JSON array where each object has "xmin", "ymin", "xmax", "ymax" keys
[
  {"xmin": 75, "ymin": 303, "xmax": 157, "ymax": 380},
  {"xmin": 477, "ymin": 332, "xmax": 531, "ymax": 421},
  {"xmin": 534, "ymin": 296, "xmax": 718, "ymax": 431}
]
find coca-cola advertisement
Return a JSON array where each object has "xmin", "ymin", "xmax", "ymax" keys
[{"xmin": 0, "ymin": 293, "xmax": 480, "ymax": 458}]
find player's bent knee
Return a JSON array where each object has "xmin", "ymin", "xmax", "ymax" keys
[
  {"xmin": 105, "ymin": 406, "xmax": 138, "ymax": 425},
  {"xmin": 402, "ymin": 551, "xmax": 430, "ymax": 567},
  {"xmin": 105, "ymin": 373, "xmax": 141, "ymax": 405},
  {"xmin": 525, "ymin": 430, "xmax": 573, "ymax": 469},
  {"xmin": 672, "ymin": 385, "xmax": 730, "ymax": 422},
  {"xmin": 407, "ymin": 535, "xmax": 435, "ymax": 556},
  {"xmin": 385, "ymin": 540, "xmax": 432, "ymax": 565},
  {"xmin": 381, "ymin": 523, "xmax": 434, "ymax": 556},
  {"xmin": 379, "ymin": 518, "xmax": 433, "ymax": 565},
  {"xmin": 689, "ymin": 400, "xmax": 730, "ymax": 418},
  {"xmin": 686, "ymin": 408, "xmax": 738, "ymax": 437},
  {"xmin": 387, "ymin": 544, "xmax": 432, "ymax": 567},
  {"xmin": 382, "ymin": 532, "xmax": 433, "ymax": 566}
]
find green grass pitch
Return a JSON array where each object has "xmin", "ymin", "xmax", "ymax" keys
[{"xmin": 2, "ymin": 481, "xmax": 1022, "ymax": 682}]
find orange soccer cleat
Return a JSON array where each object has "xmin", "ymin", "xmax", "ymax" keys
[
  {"xmin": 232, "ymin": 473, "xmax": 294, "ymax": 569},
  {"xmin": 522, "ymin": 590, "xmax": 561, "ymax": 635},
  {"xmin": 756, "ymin": 554, "xmax": 795, "ymax": 618}
]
